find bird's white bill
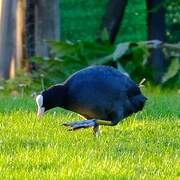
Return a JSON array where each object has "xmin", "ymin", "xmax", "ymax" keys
[{"xmin": 37, "ymin": 107, "xmax": 45, "ymax": 117}]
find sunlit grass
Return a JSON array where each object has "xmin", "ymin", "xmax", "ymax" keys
[{"xmin": 0, "ymin": 91, "xmax": 179, "ymax": 179}]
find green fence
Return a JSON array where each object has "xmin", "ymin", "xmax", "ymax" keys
[
  {"xmin": 60, "ymin": 0, "xmax": 147, "ymax": 42},
  {"xmin": 60, "ymin": 0, "xmax": 179, "ymax": 43}
]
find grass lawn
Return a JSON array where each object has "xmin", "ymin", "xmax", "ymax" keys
[{"xmin": 0, "ymin": 90, "xmax": 179, "ymax": 179}]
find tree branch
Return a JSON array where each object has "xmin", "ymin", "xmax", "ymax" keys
[{"xmin": 143, "ymin": 40, "xmax": 180, "ymax": 52}]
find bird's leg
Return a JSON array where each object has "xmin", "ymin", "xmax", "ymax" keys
[
  {"xmin": 96, "ymin": 120, "xmax": 114, "ymax": 126},
  {"xmin": 63, "ymin": 112, "xmax": 123, "ymax": 131},
  {"xmin": 63, "ymin": 119, "xmax": 114, "ymax": 131},
  {"xmin": 96, "ymin": 111, "xmax": 123, "ymax": 126},
  {"xmin": 63, "ymin": 120, "xmax": 96, "ymax": 131},
  {"xmin": 93, "ymin": 125, "xmax": 100, "ymax": 137}
]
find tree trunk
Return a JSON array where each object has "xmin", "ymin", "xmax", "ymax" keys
[
  {"xmin": 34, "ymin": 0, "xmax": 60, "ymax": 57},
  {"xmin": 25, "ymin": 0, "xmax": 35, "ymax": 58},
  {"xmin": 0, "ymin": 0, "xmax": 26, "ymax": 79},
  {"xmin": 0, "ymin": 0, "xmax": 61, "ymax": 78},
  {"xmin": 0, "ymin": 0, "xmax": 3, "ymax": 19},
  {"xmin": 98, "ymin": 0, "xmax": 128, "ymax": 44},
  {"xmin": 0, "ymin": 0, "xmax": 17, "ymax": 78},
  {"xmin": 146, "ymin": 0, "xmax": 166, "ymax": 83},
  {"xmin": 16, "ymin": 0, "xmax": 26, "ymax": 70}
]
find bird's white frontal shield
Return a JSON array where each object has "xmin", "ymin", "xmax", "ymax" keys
[{"xmin": 36, "ymin": 95, "xmax": 45, "ymax": 117}]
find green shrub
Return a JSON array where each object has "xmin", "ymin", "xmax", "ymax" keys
[
  {"xmin": 0, "ymin": 70, "xmax": 33, "ymax": 96},
  {"xmin": 32, "ymin": 40, "xmax": 179, "ymax": 88},
  {"xmin": 32, "ymin": 40, "xmax": 151, "ymax": 86}
]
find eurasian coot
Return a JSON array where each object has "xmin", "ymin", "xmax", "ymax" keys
[{"xmin": 36, "ymin": 65, "xmax": 147, "ymax": 136}]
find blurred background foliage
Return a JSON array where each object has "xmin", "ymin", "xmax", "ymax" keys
[
  {"xmin": 166, "ymin": 1, "xmax": 180, "ymax": 43},
  {"xmin": 32, "ymin": 40, "xmax": 179, "ymax": 89},
  {"xmin": 0, "ymin": 0, "xmax": 179, "ymax": 95}
]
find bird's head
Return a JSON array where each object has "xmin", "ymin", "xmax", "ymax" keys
[
  {"xmin": 36, "ymin": 91, "xmax": 57, "ymax": 117},
  {"xmin": 36, "ymin": 85, "xmax": 66, "ymax": 117}
]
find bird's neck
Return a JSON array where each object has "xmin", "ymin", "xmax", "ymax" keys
[
  {"xmin": 43, "ymin": 84, "xmax": 67, "ymax": 109},
  {"xmin": 52, "ymin": 84, "xmax": 67, "ymax": 108}
]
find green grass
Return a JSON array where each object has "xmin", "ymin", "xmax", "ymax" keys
[{"xmin": 0, "ymin": 91, "xmax": 179, "ymax": 179}]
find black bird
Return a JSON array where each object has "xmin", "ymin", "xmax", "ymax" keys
[{"xmin": 36, "ymin": 65, "xmax": 147, "ymax": 136}]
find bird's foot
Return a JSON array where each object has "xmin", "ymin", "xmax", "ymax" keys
[
  {"xmin": 63, "ymin": 120, "xmax": 96, "ymax": 131},
  {"xmin": 93, "ymin": 125, "xmax": 100, "ymax": 138}
]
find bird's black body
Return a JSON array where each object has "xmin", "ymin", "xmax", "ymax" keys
[{"xmin": 41, "ymin": 66, "xmax": 147, "ymax": 128}]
